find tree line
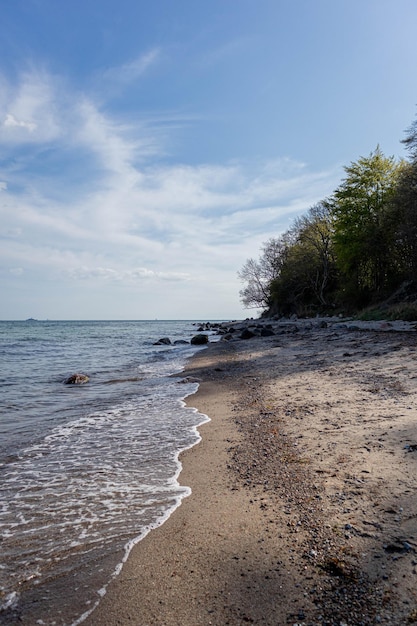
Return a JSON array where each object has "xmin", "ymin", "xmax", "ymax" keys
[{"xmin": 238, "ymin": 116, "xmax": 417, "ymax": 319}]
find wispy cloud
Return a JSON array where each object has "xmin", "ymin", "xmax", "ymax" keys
[
  {"xmin": 0, "ymin": 65, "xmax": 341, "ymax": 318},
  {"xmin": 68, "ymin": 266, "xmax": 190, "ymax": 282},
  {"xmin": 9, "ymin": 267, "xmax": 23, "ymax": 276},
  {"xmin": 101, "ymin": 48, "xmax": 161, "ymax": 86},
  {"xmin": 4, "ymin": 113, "xmax": 37, "ymax": 132},
  {"xmin": 0, "ymin": 69, "xmax": 62, "ymax": 145},
  {"xmin": 197, "ymin": 38, "xmax": 252, "ymax": 68}
]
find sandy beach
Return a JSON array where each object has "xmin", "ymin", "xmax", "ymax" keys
[{"xmin": 85, "ymin": 319, "xmax": 417, "ymax": 626}]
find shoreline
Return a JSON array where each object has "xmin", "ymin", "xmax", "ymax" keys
[
  {"xmin": 85, "ymin": 322, "xmax": 417, "ymax": 625},
  {"xmin": 82, "ymin": 340, "xmax": 246, "ymax": 626}
]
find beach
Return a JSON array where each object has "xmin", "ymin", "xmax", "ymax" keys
[{"xmin": 84, "ymin": 319, "xmax": 417, "ymax": 626}]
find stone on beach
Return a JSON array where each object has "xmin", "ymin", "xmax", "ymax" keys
[{"xmin": 240, "ymin": 328, "xmax": 256, "ymax": 339}]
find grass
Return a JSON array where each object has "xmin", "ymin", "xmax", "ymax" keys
[{"xmin": 358, "ymin": 303, "xmax": 417, "ymax": 322}]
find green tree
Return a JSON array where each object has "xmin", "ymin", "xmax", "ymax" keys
[
  {"xmin": 269, "ymin": 202, "xmax": 336, "ymax": 315},
  {"xmin": 331, "ymin": 147, "xmax": 402, "ymax": 306},
  {"xmin": 390, "ymin": 161, "xmax": 417, "ymax": 283},
  {"xmin": 293, "ymin": 201, "xmax": 336, "ymax": 306}
]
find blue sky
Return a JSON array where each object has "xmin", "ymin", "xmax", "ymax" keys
[{"xmin": 1, "ymin": 0, "xmax": 417, "ymax": 320}]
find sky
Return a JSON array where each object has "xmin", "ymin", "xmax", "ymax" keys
[{"xmin": 1, "ymin": 0, "xmax": 417, "ymax": 320}]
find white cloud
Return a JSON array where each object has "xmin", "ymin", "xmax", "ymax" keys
[
  {"xmin": 0, "ymin": 70, "xmax": 62, "ymax": 144},
  {"xmin": 67, "ymin": 266, "xmax": 190, "ymax": 282},
  {"xmin": 0, "ymin": 147, "xmax": 340, "ymax": 282},
  {"xmin": 0, "ymin": 65, "xmax": 342, "ymax": 318},
  {"xmin": 102, "ymin": 49, "xmax": 161, "ymax": 85},
  {"xmin": 75, "ymin": 99, "xmax": 139, "ymax": 174},
  {"xmin": 9, "ymin": 267, "xmax": 23, "ymax": 276},
  {"xmin": 4, "ymin": 113, "xmax": 37, "ymax": 132},
  {"xmin": 127, "ymin": 268, "xmax": 190, "ymax": 281},
  {"xmin": 198, "ymin": 38, "xmax": 251, "ymax": 68}
]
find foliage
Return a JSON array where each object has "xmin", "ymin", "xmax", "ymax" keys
[
  {"xmin": 402, "ymin": 115, "xmax": 417, "ymax": 161},
  {"xmin": 331, "ymin": 147, "xmax": 403, "ymax": 305},
  {"xmin": 358, "ymin": 304, "xmax": 417, "ymax": 322},
  {"xmin": 269, "ymin": 202, "xmax": 337, "ymax": 315},
  {"xmin": 389, "ymin": 161, "xmax": 417, "ymax": 283},
  {"xmin": 238, "ymin": 115, "xmax": 417, "ymax": 318}
]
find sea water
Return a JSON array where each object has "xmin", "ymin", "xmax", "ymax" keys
[{"xmin": 0, "ymin": 320, "xmax": 215, "ymax": 625}]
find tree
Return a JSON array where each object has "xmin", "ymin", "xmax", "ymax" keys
[
  {"xmin": 331, "ymin": 147, "xmax": 402, "ymax": 306},
  {"xmin": 293, "ymin": 201, "xmax": 336, "ymax": 306},
  {"xmin": 402, "ymin": 113, "xmax": 417, "ymax": 162},
  {"xmin": 267, "ymin": 202, "xmax": 336, "ymax": 315},
  {"xmin": 390, "ymin": 161, "xmax": 417, "ymax": 282},
  {"xmin": 238, "ymin": 236, "xmax": 291, "ymax": 310}
]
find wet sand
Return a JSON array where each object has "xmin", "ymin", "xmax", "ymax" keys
[{"xmin": 85, "ymin": 320, "xmax": 417, "ymax": 625}]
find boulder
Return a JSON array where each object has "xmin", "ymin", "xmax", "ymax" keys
[
  {"xmin": 153, "ymin": 337, "xmax": 172, "ymax": 345},
  {"xmin": 64, "ymin": 373, "xmax": 89, "ymax": 385},
  {"xmin": 240, "ymin": 328, "xmax": 256, "ymax": 339},
  {"xmin": 174, "ymin": 339, "xmax": 189, "ymax": 345},
  {"xmin": 190, "ymin": 334, "xmax": 209, "ymax": 345},
  {"xmin": 260, "ymin": 328, "xmax": 275, "ymax": 337},
  {"xmin": 197, "ymin": 322, "xmax": 212, "ymax": 331}
]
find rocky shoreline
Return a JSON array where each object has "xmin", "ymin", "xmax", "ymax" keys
[{"xmin": 85, "ymin": 320, "xmax": 417, "ymax": 625}]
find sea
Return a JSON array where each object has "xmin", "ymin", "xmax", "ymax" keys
[{"xmin": 0, "ymin": 320, "xmax": 219, "ymax": 625}]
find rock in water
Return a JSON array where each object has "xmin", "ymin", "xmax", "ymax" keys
[
  {"xmin": 153, "ymin": 337, "xmax": 172, "ymax": 345},
  {"xmin": 190, "ymin": 334, "xmax": 209, "ymax": 345},
  {"xmin": 64, "ymin": 374, "xmax": 90, "ymax": 385}
]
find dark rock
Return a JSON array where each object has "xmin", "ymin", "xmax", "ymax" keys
[
  {"xmin": 173, "ymin": 340, "xmax": 189, "ymax": 345},
  {"xmin": 286, "ymin": 324, "xmax": 299, "ymax": 333},
  {"xmin": 64, "ymin": 373, "xmax": 89, "ymax": 385},
  {"xmin": 191, "ymin": 334, "xmax": 209, "ymax": 345},
  {"xmin": 154, "ymin": 337, "xmax": 172, "ymax": 345},
  {"xmin": 260, "ymin": 328, "xmax": 275, "ymax": 337},
  {"xmin": 197, "ymin": 322, "xmax": 213, "ymax": 331},
  {"xmin": 240, "ymin": 328, "xmax": 256, "ymax": 339},
  {"xmin": 383, "ymin": 541, "xmax": 415, "ymax": 554}
]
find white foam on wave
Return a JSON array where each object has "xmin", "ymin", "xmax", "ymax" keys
[
  {"xmin": 0, "ymin": 375, "xmax": 210, "ymax": 625},
  {"xmin": 0, "ymin": 323, "xmax": 214, "ymax": 623},
  {"xmin": 71, "ymin": 388, "xmax": 210, "ymax": 626}
]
